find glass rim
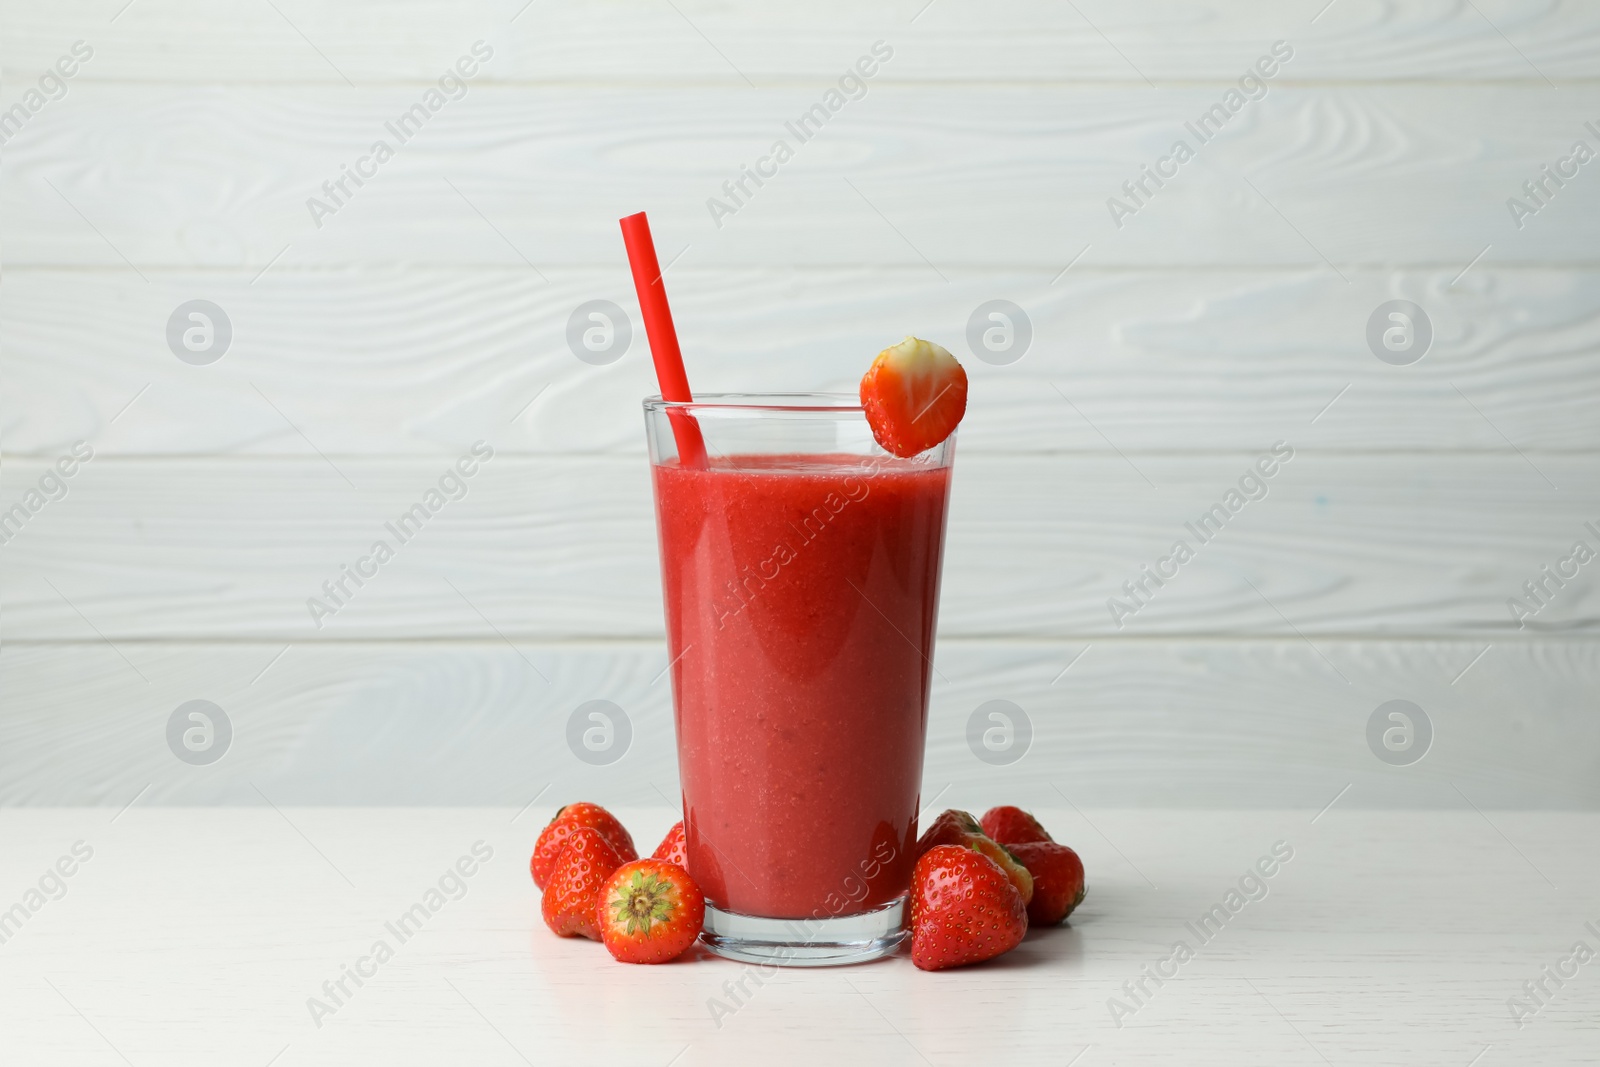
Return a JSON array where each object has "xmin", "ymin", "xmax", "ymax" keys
[{"xmin": 643, "ymin": 392, "xmax": 862, "ymax": 414}]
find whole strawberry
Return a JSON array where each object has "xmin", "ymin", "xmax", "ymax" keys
[
  {"xmin": 531, "ymin": 802, "xmax": 637, "ymax": 889},
  {"xmin": 980, "ymin": 805, "xmax": 1052, "ymax": 846},
  {"xmin": 916, "ymin": 809, "xmax": 1033, "ymax": 905},
  {"xmin": 1009, "ymin": 841, "xmax": 1086, "ymax": 926},
  {"xmin": 597, "ymin": 859, "xmax": 705, "ymax": 964},
  {"xmin": 652, "ymin": 821, "xmax": 687, "ymax": 868},
  {"xmin": 541, "ymin": 827, "xmax": 624, "ymax": 940},
  {"xmin": 910, "ymin": 844, "xmax": 1027, "ymax": 971}
]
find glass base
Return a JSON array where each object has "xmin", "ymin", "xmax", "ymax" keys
[{"xmin": 700, "ymin": 897, "xmax": 908, "ymax": 967}]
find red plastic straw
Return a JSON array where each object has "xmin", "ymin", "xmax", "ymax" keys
[{"xmin": 619, "ymin": 212, "xmax": 707, "ymax": 468}]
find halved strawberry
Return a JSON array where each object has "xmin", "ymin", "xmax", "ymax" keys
[
  {"xmin": 541, "ymin": 826, "xmax": 625, "ymax": 940},
  {"xmin": 531, "ymin": 802, "xmax": 637, "ymax": 890},
  {"xmin": 910, "ymin": 844, "xmax": 1027, "ymax": 971},
  {"xmin": 859, "ymin": 336, "xmax": 968, "ymax": 458},
  {"xmin": 980, "ymin": 805, "xmax": 1052, "ymax": 846},
  {"xmin": 597, "ymin": 859, "xmax": 705, "ymax": 964},
  {"xmin": 915, "ymin": 809, "xmax": 1033, "ymax": 906},
  {"xmin": 651, "ymin": 821, "xmax": 687, "ymax": 868}
]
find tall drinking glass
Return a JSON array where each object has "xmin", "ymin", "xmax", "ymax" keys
[{"xmin": 644, "ymin": 393, "xmax": 955, "ymax": 966}]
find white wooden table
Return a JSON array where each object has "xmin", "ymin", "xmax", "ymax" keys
[{"xmin": 2, "ymin": 806, "xmax": 1594, "ymax": 1065}]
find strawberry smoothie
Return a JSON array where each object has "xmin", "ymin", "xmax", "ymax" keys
[{"xmin": 652, "ymin": 451, "xmax": 952, "ymax": 919}]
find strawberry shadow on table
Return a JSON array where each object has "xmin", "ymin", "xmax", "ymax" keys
[
  {"xmin": 888, "ymin": 912, "xmax": 1090, "ymax": 972},
  {"xmin": 981, "ymin": 917, "xmax": 1086, "ymax": 970}
]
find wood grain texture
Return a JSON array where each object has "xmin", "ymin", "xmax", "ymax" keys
[
  {"xmin": 5, "ymin": 266, "xmax": 1600, "ymax": 455},
  {"xmin": 1, "ymin": 639, "xmax": 1594, "ymax": 807},
  {"xmin": 0, "ymin": 808, "xmax": 1594, "ymax": 1064},
  {"xmin": 4, "ymin": 0, "xmax": 1599, "ymax": 85},
  {"xmin": 4, "ymin": 86, "xmax": 1598, "ymax": 269},
  {"xmin": 4, "ymin": 3, "xmax": 1599, "ymax": 816},
  {"xmin": 1, "ymin": 454, "xmax": 1594, "ymax": 640}
]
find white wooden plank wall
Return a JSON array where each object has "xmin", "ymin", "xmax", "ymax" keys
[{"xmin": 2, "ymin": 1, "xmax": 1596, "ymax": 806}]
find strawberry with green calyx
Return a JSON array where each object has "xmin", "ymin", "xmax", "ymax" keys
[
  {"xmin": 910, "ymin": 845, "xmax": 1028, "ymax": 971},
  {"xmin": 597, "ymin": 859, "xmax": 705, "ymax": 964},
  {"xmin": 859, "ymin": 336, "xmax": 968, "ymax": 459},
  {"xmin": 1008, "ymin": 841, "xmax": 1086, "ymax": 926},
  {"xmin": 980, "ymin": 805, "xmax": 1052, "ymax": 846},
  {"xmin": 915, "ymin": 809, "xmax": 1033, "ymax": 905},
  {"xmin": 531, "ymin": 802, "xmax": 637, "ymax": 890},
  {"xmin": 652, "ymin": 821, "xmax": 687, "ymax": 868},
  {"xmin": 541, "ymin": 827, "xmax": 625, "ymax": 940}
]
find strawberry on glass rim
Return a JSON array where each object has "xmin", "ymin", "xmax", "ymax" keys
[{"xmin": 859, "ymin": 336, "xmax": 968, "ymax": 458}]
